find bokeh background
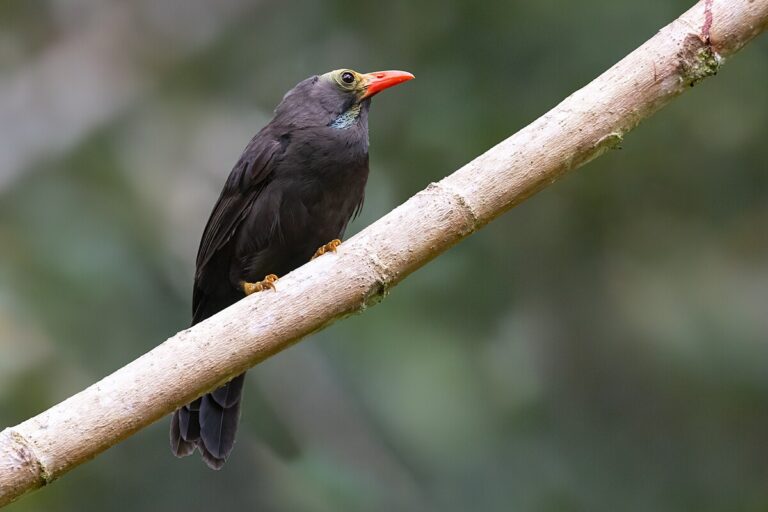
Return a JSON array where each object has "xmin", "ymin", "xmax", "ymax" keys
[{"xmin": 1, "ymin": 1, "xmax": 767, "ymax": 510}]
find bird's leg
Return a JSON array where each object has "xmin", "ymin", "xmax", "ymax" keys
[
  {"xmin": 241, "ymin": 274, "xmax": 279, "ymax": 295},
  {"xmin": 312, "ymin": 239, "xmax": 341, "ymax": 260}
]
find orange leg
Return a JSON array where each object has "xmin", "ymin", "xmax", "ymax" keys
[
  {"xmin": 241, "ymin": 274, "xmax": 279, "ymax": 295},
  {"xmin": 312, "ymin": 239, "xmax": 341, "ymax": 260}
]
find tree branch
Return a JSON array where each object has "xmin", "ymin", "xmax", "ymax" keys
[{"xmin": 2, "ymin": 0, "xmax": 767, "ymax": 506}]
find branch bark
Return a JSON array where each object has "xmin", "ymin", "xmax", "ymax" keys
[{"xmin": 2, "ymin": 0, "xmax": 767, "ymax": 506}]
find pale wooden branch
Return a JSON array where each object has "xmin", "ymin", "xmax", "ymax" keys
[{"xmin": 2, "ymin": 0, "xmax": 767, "ymax": 506}]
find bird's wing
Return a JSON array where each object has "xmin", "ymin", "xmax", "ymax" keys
[{"xmin": 192, "ymin": 134, "xmax": 281, "ymax": 317}]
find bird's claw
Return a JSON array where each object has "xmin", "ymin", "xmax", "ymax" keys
[
  {"xmin": 241, "ymin": 274, "xmax": 279, "ymax": 295},
  {"xmin": 312, "ymin": 239, "xmax": 341, "ymax": 260}
]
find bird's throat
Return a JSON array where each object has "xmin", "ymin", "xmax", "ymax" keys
[{"xmin": 329, "ymin": 103, "xmax": 362, "ymax": 129}]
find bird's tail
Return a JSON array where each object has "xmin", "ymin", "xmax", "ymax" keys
[{"xmin": 170, "ymin": 372, "xmax": 246, "ymax": 469}]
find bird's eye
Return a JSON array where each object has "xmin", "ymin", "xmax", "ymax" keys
[{"xmin": 341, "ymin": 71, "xmax": 355, "ymax": 84}]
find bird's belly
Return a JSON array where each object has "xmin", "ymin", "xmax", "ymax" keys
[
  {"xmin": 233, "ymin": 175, "xmax": 364, "ymax": 283},
  {"xmin": 280, "ymin": 184, "xmax": 355, "ymax": 246}
]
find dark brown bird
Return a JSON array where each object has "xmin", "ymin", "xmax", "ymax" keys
[{"xmin": 170, "ymin": 68, "xmax": 414, "ymax": 469}]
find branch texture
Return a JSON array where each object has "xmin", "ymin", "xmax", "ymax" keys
[{"xmin": 2, "ymin": 0, "xmax": 767, "ymax": 506}]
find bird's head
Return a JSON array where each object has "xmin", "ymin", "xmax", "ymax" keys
[{"xmin": 273, "ymin": 69, "xmax": 414, "ymax": 130}]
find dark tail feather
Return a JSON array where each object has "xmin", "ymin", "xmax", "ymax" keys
[
  {"xmin": 169, "ymin": 373, "xmax": 246, "ymax": 469},
  {"xmin": 170, "ymin": 413, "xmax": 196, "ymax": 457},
  {"xmin": 170, "ymin": 397, "xmax": 201, "ymax": 457}
]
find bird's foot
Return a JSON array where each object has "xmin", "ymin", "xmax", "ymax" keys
[
  {"xmin": 312, "ymin": 239, "xmax": 341, "ymax": 260},
  {"xmin": 241, "ymin": 274, "xmax": 279, "ymax": 296}
]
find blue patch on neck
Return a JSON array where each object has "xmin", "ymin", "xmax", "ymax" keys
[{"xmin": 330, "ymin": 104, "xmax": 362, "ymax": 129}]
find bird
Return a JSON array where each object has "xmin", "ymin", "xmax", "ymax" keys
[{"xmin": 169, "ymin": 68, "xmax": 414, "ymax": 469}]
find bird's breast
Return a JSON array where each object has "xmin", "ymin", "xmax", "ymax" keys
[{"xmin": 279, "ymin": 129, "xmax": 368, "ymax": 182}]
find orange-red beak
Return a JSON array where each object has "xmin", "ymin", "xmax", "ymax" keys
[{"xmin": 361, "ymin": 70, "xmax": 415, "ymax": 99}]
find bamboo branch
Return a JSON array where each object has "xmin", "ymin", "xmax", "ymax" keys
[{"xmin": 2, "ymin": 0, "xmax": 767, "ymax": 506}]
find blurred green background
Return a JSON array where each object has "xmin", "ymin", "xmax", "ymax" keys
[{"xmin": 1, "ymin": 0, "xmax": 767, "ymax": 511}]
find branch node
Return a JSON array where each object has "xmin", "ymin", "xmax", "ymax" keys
[
  {"xmin": 361, "ymin": 251, "xmax": 393, "ymax": 308},
  {"xmin": 678, "ymin": 33, "xmax": 722, "ymax": 87},
  {"xmin": 425, "ymin": 181, "xmax": 480, "ymax": 233},
  {"xmin": 2, "ymin": 428, "xmax": 51, "ymax": 487},
  {"xmin": 597, "ymin": 132, "xmax": 624, "ymax": 151}
]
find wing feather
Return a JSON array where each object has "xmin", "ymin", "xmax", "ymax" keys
[{"xmin": 192, "ymin": 134, "xmax": 281, "ymax": 319}]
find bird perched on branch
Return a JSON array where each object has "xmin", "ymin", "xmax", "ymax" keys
[{"xmin": 170, "ymin": 68, "xmax": 414, "ymax": 469}]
